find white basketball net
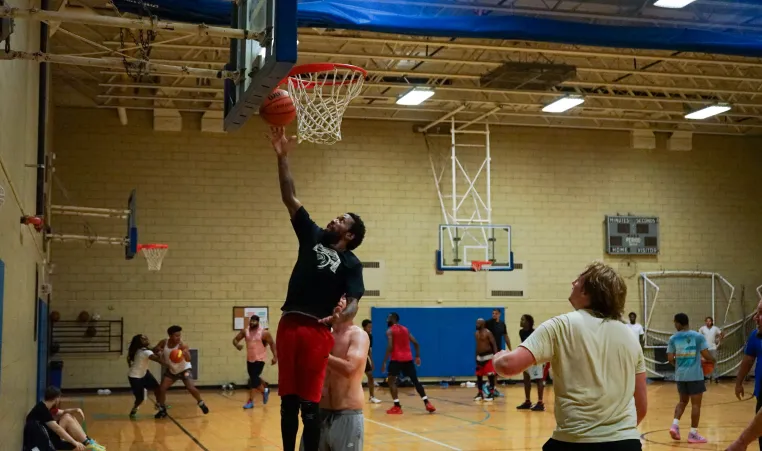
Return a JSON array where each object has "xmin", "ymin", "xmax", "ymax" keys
[
  {"xmin": 286, "ymin": 66, "xmax": 365, "ymax": 145},
  {"xmin": 141, "ymin": 246, "xmax": 168, "ymax": 271}
]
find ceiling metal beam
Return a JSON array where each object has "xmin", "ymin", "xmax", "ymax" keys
[
  {"xmin": 299, "ymin": 34, "xmax": 762, "ymax": 70},
  {"xmin": 0, "ymin": 6, "xmax": 252, "ymax": 40}
]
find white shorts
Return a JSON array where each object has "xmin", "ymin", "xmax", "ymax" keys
[{"xmin": 525, "ymin": 365, "xmax": 543, "ymax": 381}]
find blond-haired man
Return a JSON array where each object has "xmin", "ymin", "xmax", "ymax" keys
[{"xmin": 493, "ymin": 262, "xmax": 648, "ymax": 450}]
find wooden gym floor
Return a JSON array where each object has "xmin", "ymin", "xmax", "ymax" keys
[{"xmin": 73, "ymin": 380, "xmax": 757, "ymax": 450}]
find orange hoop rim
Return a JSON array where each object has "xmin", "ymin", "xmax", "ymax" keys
[
  {"xmin": 471, "ymin": 260, "xmax": 493, "ymax": 271},
  {"xmin": 282, "ymin": 63, "xmax": 367, "ymax": 88},
  {"xmin": 137, "ymin": 244, "xmax": 168, "ymax": 250}
]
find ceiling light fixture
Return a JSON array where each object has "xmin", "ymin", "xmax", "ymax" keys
[
  {"xmin": 542, "ymin": 95, "xmax": 585, "ymax": 113},
  {"xmin": 396, "ymin": 86, "xmax": 435, "ymax": 106}
]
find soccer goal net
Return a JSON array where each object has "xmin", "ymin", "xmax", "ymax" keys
[{"xmin": 640, "ymin": 271, "xmax": 755, "ymax": 379}]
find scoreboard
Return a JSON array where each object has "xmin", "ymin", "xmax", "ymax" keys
[{"xmin": 605, "ymin": 215, "xmax": 659, "ymax": 255}]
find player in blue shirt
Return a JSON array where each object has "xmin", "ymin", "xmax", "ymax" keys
[
  {"xmin": 732, "ymin": 300, "xmax": 762, "ymax": 450},
  {"xmin": 667, "ymin": 313, "xmax": 714, "ymax": 444}
]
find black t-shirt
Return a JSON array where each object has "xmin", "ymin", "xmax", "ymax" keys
[
  {"xmin": 26, "ymin": 401, "xmax": 54, "ymax": 425},
  {"xmin": 519, "ymin": 328, "xmax": 534, "ymax": 343},
  {"xmin": 485, "ymin": 319, "xmax": 507, "ymax": 347},
  {"xmin": 282, "ymin": 206, "xmax": 365, "ymax": 320}
]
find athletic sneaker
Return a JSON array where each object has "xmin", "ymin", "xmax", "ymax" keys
[
  {"xmin": 386, "ymin": 405, "xmax": 403, "ymax": 415},
  {"xmin": 425, "ymin": 401, "xmax": 437, "ymax": 413},
  {"xmin": 473, "ymin": 394, "xmax": 484, "ymax": 402},
  {"xmin": 263, "ymin": 387, "xmax": 270, "ymax": 405},
  {"xmin": 687, "ymin": 432, "xmax": 707, "ymax": 443},
  {"xmin": 531, "ymin": 402, "xmax": 545, "ymax": 411},
  {"xmin": 483, "ymin": 394, "xmax": 494, "ymax": 402},
  {"xmin": 198, "ymin": 401, "xmax": 209, "ymax": 414},
  {"xmin": 243, "ymin": 400, "xmax": 254, "ymax": 409},
  {"xmin": 84, "ymin": 442, "xmax": 105, "ymax": 451},
  {"xmin": 516, "ymin": 400, "xmax": 532, "ymax": 410},
  {"xmin": 669, "ymin": 425, "xmax": 680, "ymax": 441},
  {"xmin": 129, "ymin": 408, "xmax": 138, "ymax": 419},
  {"xmin": 154, "ymin": 408, "xmax": 167, "ymax": 419},
  {"xmin": 369, "ymin": 397, "xmax": 382, "ymax": 404}
]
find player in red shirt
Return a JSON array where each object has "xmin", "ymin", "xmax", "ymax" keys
[{"xmin": 381, "ymin": 312, "xmax": 436, "ymax": 414}]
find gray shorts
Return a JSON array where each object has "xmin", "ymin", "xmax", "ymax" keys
[
  {"xmin": 677, "ymin": 380, "xmax": 706, "ymax": 396},
  {"xmin": 300, "ymin": 409, "xmax": 364, "ymax": 451}
]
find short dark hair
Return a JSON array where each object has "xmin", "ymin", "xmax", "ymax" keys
[
  {"xmin": 250, "ymin": 315, "xmax": 260, "ymax": 322},
  {"xmin": 523, "ymin": 314, "xmax": 535, "ymax": 328},
  {"xmin": 347, "ymin": 213, "xmax": 365, "ymax": 250},
  {"xmin": 674, "ymin": 313, "xmax": 689, "ymax": 326},
  {"xmin": 705, "ymin": 316, "xmax": 713, "ymax": 322},
  {"xmin": 390, "ymin": 312, "xmax": 399, "ymax": 322},
  {"xmin": 167, "ymin": 325, "xmax": 182, "ymax": 336},
  {"xmin": 44, "ymin": 386, "xmax": 61, "ymax": 401},
  {"xmin": 629, "ymin": 312, "xmax": 637, "ymax": 317},
  {"xmin": 361, "ymin": 319, "xmax": 371, "ymax": 328},
  {"xmin": 492, "ymin": 308, "xmax": 500, "ymax": 313}
]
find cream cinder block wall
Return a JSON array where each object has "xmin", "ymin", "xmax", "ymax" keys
[
  {"xmin": 49, "ymin": 108, "xmax": 762, "ymax": 388},
  {"xmin": 0, "ymin": 1, "xmax": 42, "ymax": 447}
]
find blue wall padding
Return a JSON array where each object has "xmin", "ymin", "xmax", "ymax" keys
[{"xmin": 370, "ymin": 307, "xmax": 505, "ymax": 378}]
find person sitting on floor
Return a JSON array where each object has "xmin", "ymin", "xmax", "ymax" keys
[{"xmin": 25, "ymin": 386, "xmax": 106, "ymax": 451}]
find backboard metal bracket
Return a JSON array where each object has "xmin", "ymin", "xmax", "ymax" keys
[{"xmin": 224, "ymin": 0, "xmax": 297, "ymax": 132}]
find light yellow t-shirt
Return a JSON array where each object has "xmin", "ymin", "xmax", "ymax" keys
[{"xmin": 521, "ymin": 309, "xmax": 646, "ymax": 443}]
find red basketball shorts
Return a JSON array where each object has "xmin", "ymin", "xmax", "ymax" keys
[
  {"xmin": 476, "ymin": 359, "xmax": 495, "ymax": 377},
  {"xmin": 276, "ymin": 313, "xmax": 334, "ymax": 403}
]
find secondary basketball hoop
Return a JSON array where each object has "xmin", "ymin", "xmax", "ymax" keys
[
  {"xmin": 471, "ymin": 260, "xmax": 493, "ymax": 272},
  {"xmin": 137, "ymin": 244, "xmax": 168, "ymax": 271},
  {"xmin": 284, "ymin": 63, "xmax": 367, "ymax": 145}
]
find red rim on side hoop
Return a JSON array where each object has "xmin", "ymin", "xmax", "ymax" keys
[
  {"xmin": 471, "ymin": 261, "xmax": 493, "ymax": 271},
  {"xmin": 283, "ymin": 63, "xmax": 368, "ymax": 88},
  {"xmin": 137, "ymin": 244, "xmax": 169, "ymax": 271}
]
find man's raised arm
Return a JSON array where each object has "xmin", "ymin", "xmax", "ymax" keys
[{"xmin": 270, "ymin": 126, "xmax": 302, "ymax": 217}]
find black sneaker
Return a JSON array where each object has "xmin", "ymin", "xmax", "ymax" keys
[
  {"xmin": 516, "ymin": 400, "xmax": 532, "ymax": 410},
  {"xmin": 199, "ymin": 402, "xmax": 209, "ymax": 414},
  {"xmin": 483, "ymin": 394, "xmax": 494, "ymax": 402},
  {"xmin": 154, "ymin": 409, "xmax": 167, "ymax": 419},
  {"xmin": 531, "ymin": 402, "xmax": 545, "ymax": 411},
  {"xmin": 473, "ymin": 394, "xmax": 484, "ymax": 402}
]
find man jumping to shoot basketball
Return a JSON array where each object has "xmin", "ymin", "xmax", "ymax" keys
[{"xmin": 269, "ymin": 126, "xmax": 366, "ymax": 451}]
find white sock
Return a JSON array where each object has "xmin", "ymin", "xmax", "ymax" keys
[
  {"xmin": 393, "ymin": 399, "xmax": 399, "ymax": 403},
  {"xmin": 690, "ymin": 428, "xmax": 698, "ymax": 435},
  {"xmin": 672, "ymin": 419, "xmax": 679, "ymax": 426},
  {"xmin": 422, "ymin": 396, "xmax": 428, "ymax": 401}
]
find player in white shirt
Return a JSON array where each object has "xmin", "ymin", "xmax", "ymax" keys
[
  {"xmin": 627, "ymin": 312, "xmax": 645, "ymax": 349},
  {"xmin": 698, "ymin": 316, "xmax": 723, "ymax": 383},
  {"xmin": 127, "ymin": 334, "xmax": 168, "ymax": 419}
]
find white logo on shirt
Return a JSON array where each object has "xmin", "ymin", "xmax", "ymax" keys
[{"xmin": 313, "ymin": 244, "xmax": 341, "ymax": 273}]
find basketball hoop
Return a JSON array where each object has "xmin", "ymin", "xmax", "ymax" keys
[
  {"xmin": 137, "ymin": 244, "xmax": 168, "ymax": 271},
  {"xmin": 471, "ymin": 260, "xmax": 493, "ymax": 272},
  {"xmin": 284, "ymin": 63, "xmax": 367, "ymax": 145}
]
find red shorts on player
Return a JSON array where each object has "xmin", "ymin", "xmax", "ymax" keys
[
  {"xmin": 476, "ymin": 359, "xmax": 495, "ymax": 377},
  {"xmin": 276, "ymin": 313, "xmax": 334, "ymax": 403}
]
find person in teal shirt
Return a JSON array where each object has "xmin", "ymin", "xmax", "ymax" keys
[{"xmin": 667, "ymin": 313, "xmax": 715, "ymax": 445}]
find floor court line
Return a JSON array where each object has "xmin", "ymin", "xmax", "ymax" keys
[{"xmin": 364, "ymin": 417, "xmax": 463, "ymax": 450}]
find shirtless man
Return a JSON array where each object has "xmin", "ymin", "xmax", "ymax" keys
[
  {"xmin": 300, "ymin": 309, "xmax": 369, "ymax": 451},
  {"xmin": 475, "ymin": 318, "xmax": 498, "ymax": 402}
]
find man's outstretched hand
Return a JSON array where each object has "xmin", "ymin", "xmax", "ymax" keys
[
  {"xmin": 269, "ymin": 126, "xmax": 297, "ymax": 158},
  {"xmin": 319, "ymin": 296, "xmax": 347, "ymax": 325}
]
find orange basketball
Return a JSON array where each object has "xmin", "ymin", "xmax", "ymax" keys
[
  {"xmin": 702, "ymin": 360, "xmax": 714, "ymax": 376},
  {"xmin": 259, "ymin": 89, "xmax": 296, "ymax": 126},
  {"xmin": 170, "ymin": 349, "xmax": 184, "ymax": 363}
]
